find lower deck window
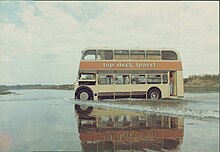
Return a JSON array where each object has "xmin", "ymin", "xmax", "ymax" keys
[
  {"xmin": 115, "ymin": 75, "xmax": 130, "ymax": 84},
  {"xmin": 131, "ymin": 75, "xmax": 146, "ymax": 84},
  {"xmin": 79, "ymin": 73, "xmax": 96, "ymax": 80},
  {"xmin": 147, "ymin": 74, "xmax": 161, "ymax": 84},
  {"xmin": 98, "ymin": 75, "xmax": 113, "ymax": 85},
  {"xmin": 162, "ymin": 74, "xmax": 168, "ymax": 84}
]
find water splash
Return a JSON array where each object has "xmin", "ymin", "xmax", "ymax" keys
[{"xmin": 65, "ymin": 98, "xmax": 219, "ymax": 121}]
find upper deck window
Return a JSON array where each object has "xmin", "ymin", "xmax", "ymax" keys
[
  {"xmin": 97, "ymin": 50, "xmax": 113, "ymax": 60},
  {"xmin": 82, "ymin": 50, "xmax": 96, "ymax": 60},
  {"xmin": 130, "ymin": 50, "xmax": 145, "ymax": 60},
  {"xmin": 146, "ymin": 50, "xmax": 161, "ymax": 60},
  {"xmin": 114, "ymin": 50, "xmax": 129, "ymax": 60},
  {"xmin": 162, "ymin": 51, "xmax": 178, "ymax": 60}
]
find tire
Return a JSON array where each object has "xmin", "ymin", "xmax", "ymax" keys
[
  {"xmin": 147, "ymin": 88, "xmax": 161, "ymax": 100},
  {"xmin": 76, "ymin": 89, "xmax": 92, "ymax": 100}
]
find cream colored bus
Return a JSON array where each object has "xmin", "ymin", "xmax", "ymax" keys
[{"xmin": 74, "ymin": 47, "xmax": 184, "ymax": 100}]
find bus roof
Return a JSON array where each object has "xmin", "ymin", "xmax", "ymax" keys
[
  {"xmin": 82, "ymin": 47, "xmax": 180, "ymax": 52},
  {"xmin": 81, "ymin": 47, "xmax": 182, "ymax": 61}
]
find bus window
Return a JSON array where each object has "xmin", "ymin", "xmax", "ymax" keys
[
  {"xmin": 162, "ymin": 51, "xmax": 177, "ymax": 60},
  {"xmin": 115, "ymin": 75, "xmax": 130, "ymax": 84},
  {"xmin": 114, "ymin": 50, "xmax": 129, "ymax": 60},
  {"xmin": 82, "ymin": 50, "xmax": 96, "ymax": 60},
  {"xmin": 162, "ymin": 74, "xmax": 168, "ymax": 84},
  {"xmin": 98, "ymin": 74, "xmax": 113, "ymax": 85},
  {"xmin": 146, "ymin": 50, "xmax": 161, "ymax": 60},
  {"xmin": 131, "ymin": 75, "xmax": 146, "ymax": 84},
  {"xmin": 79, "ymin": 73, "xmax": 96, "ymax": 80},
  {"xmin": 99, "ymin": 116, "xmax": 114, "ymax": 127},
  {"xmin": 147, "ymin": 74, "xmax": 161, "ymax": 84},
  {"xmin": 130, "ymin": 50, "xmax": 145, "ymax": 60},
  {"xmin": 98, "ymin": 50, "xmax": 113, "ymax": 60}
]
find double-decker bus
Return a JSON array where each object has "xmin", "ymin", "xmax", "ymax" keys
[{"xmin": 74, "ymin": 47, "xmax": 184, "ymax": 100}]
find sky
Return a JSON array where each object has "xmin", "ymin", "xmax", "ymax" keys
[{"xmin": 0, "ymin": 1, "xmax": 219, "ymax": 85}]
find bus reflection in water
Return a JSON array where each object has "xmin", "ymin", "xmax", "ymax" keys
[{"xmin": 75, "ymin": 105, "xmax": 184, "ymax": 152}]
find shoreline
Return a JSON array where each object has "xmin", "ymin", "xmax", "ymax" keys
[
  {"xmin": 0, "ymin": 86, "xmax": 218, "ymax": 96},
  {"xmin": 184, "ymin": 86, "xmax": 219, "ymax": 93},
  {"xmin": 1, "ymin": 74, "xmax": 218, "ymax": 95},
  {"xmin": 0, "ymin": 89, "xmax": 13, "ymax": 95}
]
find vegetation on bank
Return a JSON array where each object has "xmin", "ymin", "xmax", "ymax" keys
[
  {"xmin": 0, "ymin": 74, "xmax": 219, "ymax": 95},
  {"xmin": 0, "ymin": 84, "xmax": 74, "ymax": 91},
  {"xmin": 184, "ymin": 74, "xmax": 219, "ymax": 92},
  {"xmin": 0, "ymin": 84, "xmax": 74, "ymax": 96},
  {"xmin": 184, "ymin": 74, "xmax": 219, "ymax": 86},
  {"xmin": 0, "ymin": 88, "xmax": 12, "ymax": 95}
]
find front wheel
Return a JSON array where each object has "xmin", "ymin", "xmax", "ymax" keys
[
  {"xmin": 76, "ymin": 89, "xmax": 92, "ymax": 100},
  {"xmin": 147, "ymin": 88, "xmax": 161, "ymax": 100}
]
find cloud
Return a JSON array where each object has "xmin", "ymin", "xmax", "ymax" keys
[
  {"xmin": 0, "ymin": 55, "xmax": 12, "ymax": 63},
  {"xmin": 0, "ymin": 1, "xmax": 219, "ymax": 84}
]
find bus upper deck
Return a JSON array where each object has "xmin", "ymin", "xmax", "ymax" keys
[{"xmin": 81, "ymin": 47, "xmax": 181, "ymax": 61}]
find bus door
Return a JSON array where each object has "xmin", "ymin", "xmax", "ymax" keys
[{"xmin": 170, "ymin": 71, "xmax": 177, "ymax": 96}]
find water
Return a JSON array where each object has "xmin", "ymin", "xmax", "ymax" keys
[{"xmin": 0, "ymin": 90, "xmax": 219, "ymax": 152}]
